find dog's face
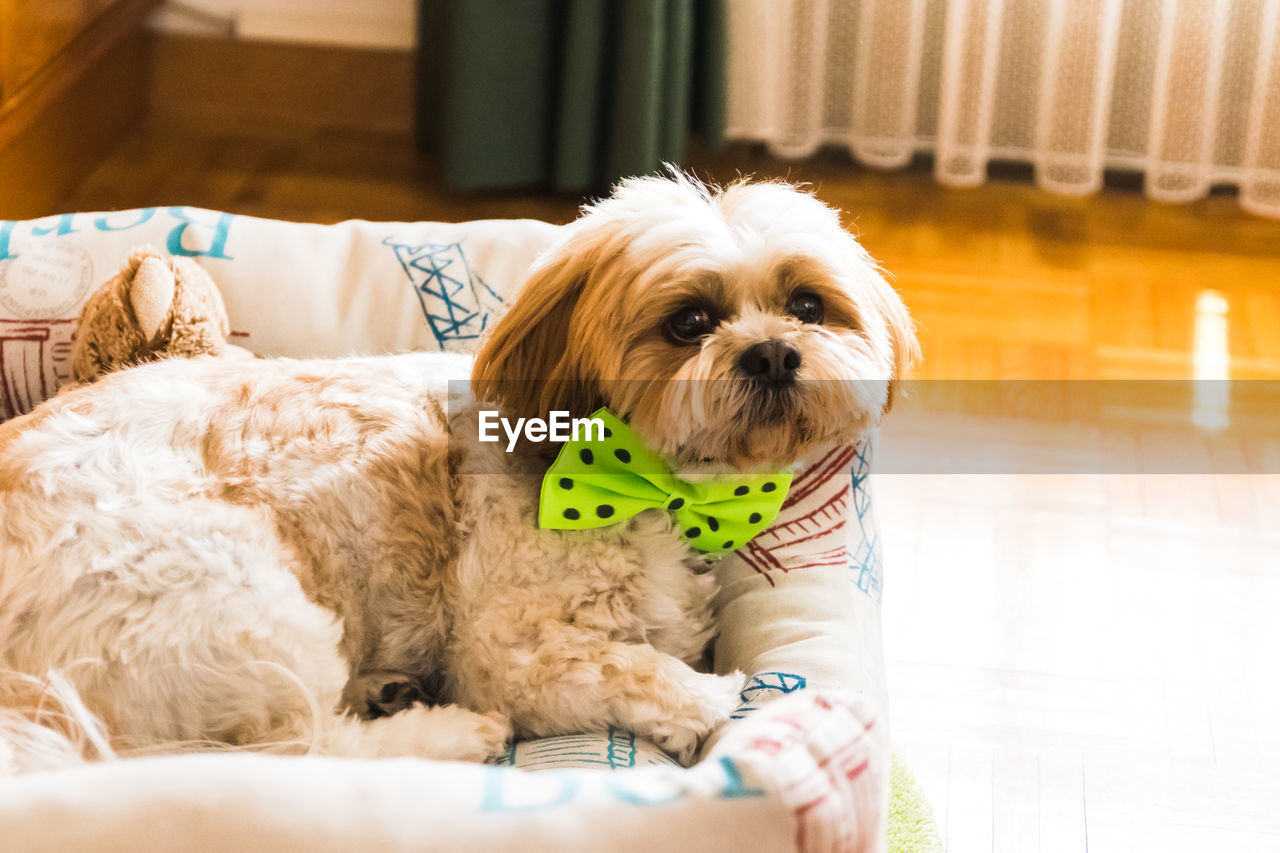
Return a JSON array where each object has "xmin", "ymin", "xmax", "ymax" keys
[{"xmin": 473, "ymin": 174, "xmax": 919, "ymax": 474}]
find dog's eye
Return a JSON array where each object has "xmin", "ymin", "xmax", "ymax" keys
[
  {"xmin": 665, "ymin": 305, "xmax": 718, "ymax": 344},
  {"xmin": 787, "ymin": 292, "xmax": 824, "ymax": 325}
]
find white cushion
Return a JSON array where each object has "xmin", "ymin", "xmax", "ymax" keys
[{"xmin": 0, "ymin": 691, "xmax": 885, "ymax": 853}]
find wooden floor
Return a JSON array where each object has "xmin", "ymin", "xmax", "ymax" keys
[{"xmin": 56, "ymin": 121, "xmax": 1280, "ymax": 852}]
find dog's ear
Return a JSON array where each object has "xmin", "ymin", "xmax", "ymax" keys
[
  {"xmin": 472, "ymin": 236, "xmax": 600, "ymax": 421},
  {"xmin": 868, "ymin": 271, "xmax": 920, "ymax": 413}
]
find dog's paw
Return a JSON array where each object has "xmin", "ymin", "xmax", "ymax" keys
[
  {"xmin": 460, "ymin": 710, "xmax": 516, "ymax": 763},
  {"xmin": 646, "ymin": 670, "xmax": 746, "ymax": 766},
  {"xmin": 418, "ymin": 706, "xmax": 513, "ymax": 763},
  {"xmin": 363, "ymin": 704, "xmax": 513, "ymax": 763}
]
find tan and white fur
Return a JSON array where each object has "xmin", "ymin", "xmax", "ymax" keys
[{"xmin": 0, "ymin": 174, "xmax": 917, "ymax": 775}]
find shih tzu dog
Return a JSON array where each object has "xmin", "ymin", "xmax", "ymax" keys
[{"xmin": 0, "ymin": 174, "xmax": 917, "ymax": 773}]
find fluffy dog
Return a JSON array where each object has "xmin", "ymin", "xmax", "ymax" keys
[{"xmin": 0, "ymin": 174, "xmax": 917, "ymax": 773}]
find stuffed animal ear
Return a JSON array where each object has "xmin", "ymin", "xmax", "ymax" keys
[{"xmin": 129, "ymin": 256, "xmax": 177, "ymax": 345}]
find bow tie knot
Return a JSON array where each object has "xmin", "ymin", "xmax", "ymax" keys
[{"xmin": 538, "ymin": 408, "xmax": 792, "ymax": 555}]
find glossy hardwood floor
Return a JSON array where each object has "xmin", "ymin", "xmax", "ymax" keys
[{"xmin": 58, "ymin": 121, "xmax": 1280, "ymax": 853}]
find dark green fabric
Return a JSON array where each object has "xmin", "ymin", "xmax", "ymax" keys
[
  {"xmin": 552, "ymin": 0, "xmax": 608, "ymax": 190},
  {"xmin": 659, "ymin": 0, "xmax": 695, "ymax": 163},
  {"xmin": 692, "ymin": 0, "xmax": 727, "ymax": 150},
  {"xmin": 420, "ymin": 0, "xmax": 726, "ymax": 191},
  {"xmin": 425, "ymin": 0, "xmax": 559, "ymax": 188}
]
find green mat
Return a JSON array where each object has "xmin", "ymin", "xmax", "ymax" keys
[{"xmin": 889, "ymin": 751, "xmax": 944, "ymax": 853}]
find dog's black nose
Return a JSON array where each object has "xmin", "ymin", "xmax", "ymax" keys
[{"xmin": 738, "ymin": 339, "xmax": 801, "ymax": 387}]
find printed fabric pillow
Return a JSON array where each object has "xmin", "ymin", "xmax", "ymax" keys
[{"xmin": 0, "ymin": 207, "xmax": 559, "ymax": 419}]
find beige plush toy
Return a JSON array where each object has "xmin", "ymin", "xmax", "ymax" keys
[{"xmin": 70, "ymin": 250, "xmax": 252, "ymax": 386}]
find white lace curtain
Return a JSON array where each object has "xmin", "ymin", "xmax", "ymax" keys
[{"xmin": 724, "ymin": 0, "xmax": 1280, "ymax": 218}]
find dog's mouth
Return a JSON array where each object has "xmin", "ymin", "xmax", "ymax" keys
[
  {"xmin": 743, "ymin": 384, "xmax": 800, "ymax": 426},
  {"xmin": 670, "ymin": 376, "xmax": 883, "ymax": 474},
  {"xmin": 671, "ymin": 383, "xmax": 818, "ymax": 473}
]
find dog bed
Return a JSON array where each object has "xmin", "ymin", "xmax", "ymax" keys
[{"xmin": 0, "ymin": 208, "xmax": 936, "ymax": 852}]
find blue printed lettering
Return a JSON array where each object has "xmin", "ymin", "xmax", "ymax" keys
[
  {"xmin": 95, "ymin": 208, "xmax": 157, "ymax": 232},
  {"xmin": 30, "ymin": 213, "xmax": 77, "ymax": 237},
  {"xmin": 0, "ymin": 221, "xmax": 15, "ymax": 261},
  {"xmin": 166, "ymin": 207, "xmax": 234, "ymax": 259},
  {"xmin": 480, "ymin": 767, "xmax": 580, "ymax": 813},
  {"xmin": 606, "ymin": 774, "xmax": 689, "ymax": 807}
]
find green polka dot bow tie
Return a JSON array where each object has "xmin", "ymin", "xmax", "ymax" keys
[{"xmin": 538, "ymin": 408, "xmax": 792, "ymax": 556}]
